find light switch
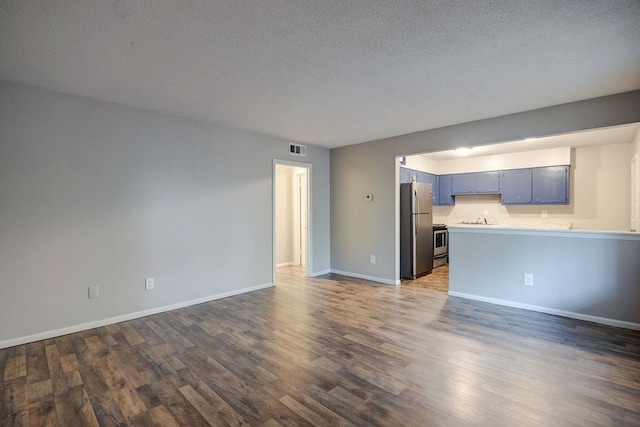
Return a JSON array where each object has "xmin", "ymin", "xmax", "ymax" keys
[{"xmin": 88, "ymin": 286, "xmax": 99, "ymax": 299}]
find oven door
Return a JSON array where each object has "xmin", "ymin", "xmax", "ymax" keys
[{"xmin": 434, "ymin": 229, "xmax": 448, "ymax": 258}]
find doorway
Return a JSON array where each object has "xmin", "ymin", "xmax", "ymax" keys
[
  {"xmin": 396, "ymin": 155, "xmax": 450, "ymax": 292},
  {"xmin": 273, "ymin": 160, "xmax": 311, "ymax": 284},
  {"xmin": 632, "ymin": 154, "xmax": 638, "ymax": 232}
]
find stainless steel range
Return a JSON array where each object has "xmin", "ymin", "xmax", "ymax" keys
[{"xmin": 433, "ymin": 224, "xmax": 448, "ymax": 268}]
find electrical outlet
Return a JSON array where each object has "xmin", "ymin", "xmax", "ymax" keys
[
  {"xmin": 524, "ymin": 273, "xmax": 534, "ymax": 286},
  {"xmin": 541, "ymin": 210, "xmax": 548, "ymax": 218},
  {"xmin": 88, "ymin": 286, "xmax": 99, "ymax": 299},
  {"xmin": 145, "ymin": 277, "xmax": 155, "ymax": 290},
  {"xmin": 370, "ymin": 255, "xmax": 376, "ymax": 264},
  {"xmin": 483, "ymin": 210, "xmax": 489, "ymax": 216}
]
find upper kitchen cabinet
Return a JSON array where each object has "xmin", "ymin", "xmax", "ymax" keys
[
  {"xmin": 451, "ymin": 173, "xmax": 474, "ymax": 194},
  {"xmin": 501, "ymin": 169, "xmax": 532, "ymax": 204},
  {"xmin": 451, "ymin": 171, "xmax": 501, "ymax": 195},
  {"xmin": 423, "ymin": 172, "xmax": 438, "ymax": 205},
  {"xmin": 399, "ymin": 167, "xmax": 439, "ymax": 205},
  {"xmin": 475, "ymin": 171, "xmax": 501, "ymax": 193},
  {"xmin": 399, "ymin": 167, "xmax": 411, "ymax": 184},
  {"xmin": 501, "ymin": 166, "xmax": 569, "ymax": 205},
  {"xmin": 402, "ymin": 164, "xmax": 569, "ymax": 206},
  {"xmin": 532, "ymin": 166, "xmax": 569, "ymax": 204},
  {"xmin": 437, "ymin": 175, "xmax": 454, "ymax": 206}
]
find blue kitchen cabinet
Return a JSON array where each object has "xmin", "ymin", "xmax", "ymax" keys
[
  {"xmin": 451, "ymin": 171, "xmax": 500, "ymax": 194},
  {"xmin": 451, "ymin": 173, "xmax": 475, "ymax": 194},
  {"xmin": 532, "ymin": 166, "xmax": 569, "ymax": 204},
  {"xmin": 400, "ymin": 167, "xmax": 411, "ymax": 184},
  {"xmin": 474, "ymin": 171, "xmax": 501, "ymax": 193},
  {"xmin": 437, "ymin": 175, "xmax": 454, "ymax": 206},
  {"xmin": 423, "ymin": 172, "xmax": 438, "ymax": 205},
  {"xmin": 422, "ymin": 172, "xmax": 435, "ymax": 185},
  {"xmin": 501, "ymin": 169, "xmax": 532, "ymax": 204},
  {"xmin": 399, "ymin": 167, "xmax": 439, "ymax": 204}
]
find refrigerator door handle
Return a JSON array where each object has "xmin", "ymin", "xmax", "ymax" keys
[{"xmin": 414, "ymin": 187, "xmax": 419, "ymax": 235}]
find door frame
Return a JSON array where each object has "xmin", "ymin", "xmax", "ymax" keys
[
  {"xmin": 632, "ymin": 154, "xmax": 639, "ymax": 232},
  {"xmin": 273, "ymin": 159, "xmax": 313, "ymax": 284},
  {"xmin": 292, "ymin": 168, "xmax": 308, "ymax": 266}
]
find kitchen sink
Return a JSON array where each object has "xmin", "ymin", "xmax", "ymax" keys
[{"xmin": 460, "ymin": 219, "xmax": 490, "ymax": 225}]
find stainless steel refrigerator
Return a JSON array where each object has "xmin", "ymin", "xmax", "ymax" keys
[{"xmin": 400, "ymin": 182, "xmax": 433, "ymax": 279}]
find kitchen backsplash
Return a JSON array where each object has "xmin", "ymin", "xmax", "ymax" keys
[
  {"xmin": 433, "ymin": 216, "xmax": 573, "ymax": 229},
  {"xmin": 431, "ymin": 194, "xmax": 576, "ymax": 229}
]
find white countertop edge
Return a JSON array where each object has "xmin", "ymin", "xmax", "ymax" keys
[{"xmin": 447, "ymin": 225, "xmax": 640, "ymax": 241}]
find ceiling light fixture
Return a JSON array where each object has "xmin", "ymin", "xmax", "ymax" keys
[
  {"xmin": 455, "ymin": 147, "xmax": 473, "ymax": 156},
  {"xmin": 524, "ymin": 138, "xmax": 537, "ymax": 142}
]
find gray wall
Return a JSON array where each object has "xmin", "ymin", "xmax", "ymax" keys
[
  {"xmin": 448, "ymin": 229, "xmax": 640, "ymax": 326},
  {"xmin": 0, "ymin": 80, "xmax": 330, "ymax": 344},
  {"xmin": 331, "ymin": 91, "xmax": 640, "ymax": 283}
]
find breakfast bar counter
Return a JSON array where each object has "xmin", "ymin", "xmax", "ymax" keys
[{"xmin": 447, "ymin": 225, "xmax": 640, "ymax": 330}]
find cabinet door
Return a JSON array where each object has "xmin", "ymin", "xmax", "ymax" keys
[
  {"xmin": 438, "ymin": 175, "xmax": 454, "ymax": 205},
  {"xmin": 474, "ymin": 171, "xmax": 501, "ymax": 193},
  {"xmin": 451, "ymin": 174, "xmax": 474, "ymax": 194},
  {"xmin": 532, "ymin": 166, "xmax": 569, "ymax": 204},
  {"xmin": 425, "ymin": 173, "xmax": 438, "ymax": 205},
  {"xmin": 399, "ymin": 168, "xmax": 411, "ymax": 184},
  {"xmin": 501, "ymin": 169, "xmax": 532, "ymax": 204}
]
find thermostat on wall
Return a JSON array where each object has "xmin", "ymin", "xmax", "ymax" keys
[{"xmin": 365, "ymin": 194, "xmax": 373, "ymax": 202}]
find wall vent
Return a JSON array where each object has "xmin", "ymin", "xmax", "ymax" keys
[{"xmin": 289, "ymin": 143, "xmax": 307, "ymax": 157}]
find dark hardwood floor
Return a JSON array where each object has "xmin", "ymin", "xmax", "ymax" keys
[{"xmin": 2, "ymin": 266, "xmax": 640, "ymax": 426}]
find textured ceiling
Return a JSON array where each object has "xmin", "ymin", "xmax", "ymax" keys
[{"xmin": 1, "ymin": 1, "xmax": 639, "ymax": 148}]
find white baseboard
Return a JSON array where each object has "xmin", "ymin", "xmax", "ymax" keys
[
  {"xmin": 0, "ymin": 282, "xmax": 274, "ymax": 349},
  {"xmin": 308, "ymin": 269, "xmax": 331, "ymax": 277},
  {"xmin": 448, "ymin": 291, "xmax": 640, "ymax": 331},
  {"xmin": 330, "ymin": 269, "xmax": 398, "ymax": 286},
  {"xmin": 276, "ymin": 262, "xmax": 295, "ymax": 268}
]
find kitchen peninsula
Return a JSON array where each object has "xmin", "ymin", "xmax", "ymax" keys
[{"xmin": 447, "ymin": 224, "xmax": 640, "ymax": 330}]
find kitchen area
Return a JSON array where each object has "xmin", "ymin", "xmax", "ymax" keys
[
  {"xmin": 399, "ymin": 123, "xmax": 640, "ymax": 296},
  {"xmin": 399, "ymin": 178, "xmax": 450, "ymax": 292}
]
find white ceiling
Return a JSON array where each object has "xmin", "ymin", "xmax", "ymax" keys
[
  {"xmin": 421, "ymin": 123, "xmax": 640, "ymax": 161},
  {"xmin": 1, "ymin": 1, "xmax": 639, "ymax": 148}
]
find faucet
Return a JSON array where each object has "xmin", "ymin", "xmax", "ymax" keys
[{"xmin": 484, "ymin": 217, "xmax": 488, "ymax": 225}]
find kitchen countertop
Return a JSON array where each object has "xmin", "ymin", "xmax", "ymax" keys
[{"xmin": 447, "ymin": 224, "xmax": 640, "ymax": 240}]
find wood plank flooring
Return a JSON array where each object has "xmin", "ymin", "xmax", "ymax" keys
[{"xmin": 2, "ymin": 265, "xmax": 640, "ymax": 426}]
